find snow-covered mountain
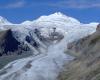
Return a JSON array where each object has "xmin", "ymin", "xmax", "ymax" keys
[
  {"xmin": 22, "ymin": 12, "xmax": 80, "ymax": 26},
  {"xmin": 21, "ymin": 20, "xmax": 33, "ymax": 25},
  {"xmin": 0, "ymin": 16, "xmax": 12, "ymax": 25},
  {"xmin": 0, "ymin": 12, "xmax": 99, "ymax": 80},
  {"xmin": 31, "ymin": 12, "xmax": 80, "ymax": 28}
]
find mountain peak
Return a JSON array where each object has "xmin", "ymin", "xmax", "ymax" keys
[
  {"xmin": 0, "ymin": 16, "xmax": 7, "ymax": 22},
  {"xmin": 32, "ymin": 12, "xmax": 80, "ymax": 28},
  {"xmin": 0, "ymin": 16, "xmax": 4, "ymax": 19},
  {"xmin": 50, "ymin": 12, "xmax": 66, "ymax": 17},
  {"xmin": 0, "ymin": 16, "xmax": 12, "ymax": 25},
  {"xmin": 38, "ymin": 12, "xmax": 68, "ymax": 19}
]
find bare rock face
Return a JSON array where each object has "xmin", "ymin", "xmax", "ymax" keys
[{"xmin": 0, "ymin": 29, "xmax": 20, "ymax": 56}]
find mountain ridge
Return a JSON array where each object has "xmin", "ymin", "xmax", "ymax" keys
[{"xmin": 0, "ymin": 12, "xmax": 98, "ymax": 26}]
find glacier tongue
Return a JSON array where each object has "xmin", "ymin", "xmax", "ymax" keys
[{"xmin": 0, "ymin": 23, "xmax": 97, "ymax": 80}]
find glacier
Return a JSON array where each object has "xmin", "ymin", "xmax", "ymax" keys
[{"xmin": 0, "ymin": 12, "xmax": 98, "ymax": 80}]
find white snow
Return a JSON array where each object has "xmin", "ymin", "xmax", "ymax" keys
[
  {"xmin": 21, "ymin": 20, "xmax": 33, "ymax": 25},
  {"xmin": 0, "ymin": 12, "xmax": 98, "ymax": 80},
  {"xmin": 30, "ymin": 12, "xmax": 80, "ymax": 30},
  {"xmin": 0, "ymin": 16, "xmax": 12, "ymax": 25}
]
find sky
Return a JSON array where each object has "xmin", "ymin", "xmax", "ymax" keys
[{"xmin": 0, "ymin": 0, "xmax": 100, "ymax": 24}]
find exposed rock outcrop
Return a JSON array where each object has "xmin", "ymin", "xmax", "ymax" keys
[{"xmin": 0, "ymin": 29, "xmax": 20, "ymax": 56}]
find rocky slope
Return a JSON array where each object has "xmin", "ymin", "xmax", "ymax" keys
[
  {"xmin": 0, "ymin": 29, "xmax": 20, "ymax": 56},
  {"xmin": 58, "ymin": 24, "xmax": 100, "ymax": 80}
]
